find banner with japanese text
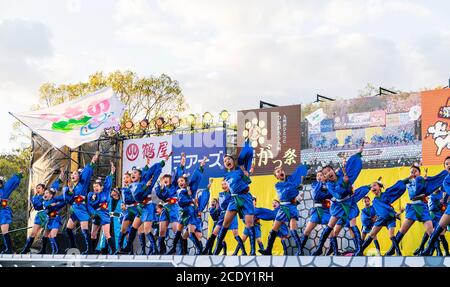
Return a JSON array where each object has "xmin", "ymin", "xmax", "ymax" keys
[
  {"xmin": 172, "ymin": 130, "xmax": 227, "ymax": 188},
  {"xmin": 237, "ymin": 105, "xmax": 301, "ymax": 176},
  {"xmin": 122, "ymin": 131, "xmax": 227, "ymax": 188},
  {"xmin": 122, "ymin": 135, "xmax": 173, "ymax": 176}
]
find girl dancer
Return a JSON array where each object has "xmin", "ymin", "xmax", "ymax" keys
[
  {"xmin": 0, "ymin": 168, "xmax": 24, "ymax": 254},
  {"xmin": 167, "ymin": 157, "xmax": 207, "ymax": 255},
  {"xmin": 311, "ymin": 145, "xmax": 364, "ymax": 256},
  {"xmin": 21, "ymin": 168, "xmax": 65, "ymax": 254},
  {"xmin": 385, "ymin": 163, "xmax": 447, "ymax": 256},
  {"xmin": 88, "ymin": 162, "xmax": 115, "ymax": 254},
  {"xmin": 260, "ymin": 164, "xmax": 308, "ymax": 255},
  {"xmin": 360, "ymin": 178, "xmax": 407, "ymax": 256},
  {"xmin": 64, "ymin": 151, "xmax": 99, "ymax": 254},
  {"xmin": 213, "ymin": 139, "xmax": 255, "ymax": 255}
]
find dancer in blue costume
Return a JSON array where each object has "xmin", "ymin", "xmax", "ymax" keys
[
  {"xmin": 360, "ymin": 196, "xmax": 379, "ymax": 253},
  {"xmin": 202, "ymin": 180, "xmax": 245, "ymax": 255},
  {"xmin": 119, "ymin": 154, "xmax": 169, "ymax": 254},
  {"xmin": 420, "ymin": 156, "xmax": 450, "ymax": 256},
  {"xmin": 116, "ymin": 171, "xmax": 136, "ymax": 252},
  {"xmin": 260, "ymin": 164, "xmax": 307, "ymax": 255},
  {"xmin": 88, "ymin": 161, "xmax": 115, "ymax": 254},
  {"xmin": 360, "ymin": 178, "xmax": 407, "ymax": 256},
  {"xmin": 21, "ymin": 168, "xmax": 65, "ymax": 254},
  {"xmin": 155, "ymin": 153, "xmax": 185, "ymax": 254},
  {"xmin": 167, "ymin": 156, "xmax": 207, "ymax": 255},
  {"xmin": 384, "ymin": 162, "xmax": 447, "ymax": 256},
  {"xmin": 327, "ymin": 183, "xmax": 371, "ymax": 256},
  {"xmin": 0, "ymin": 167, "xmax": 24, "ymax": 254},
  {"xmin": 64, "ymin": 151, "xmax": 99, "ymax": 254},
  {"xmin": 414, "ymin": 186, "xmax": 449, "ymax": 256},
  {"xmin": 96, "ymin": 187, "xmax": 123, "ymax": 254},
  {"xmin": 43, "ymin": 186, "xmax": 68, "ymax": 254},
  {"xmin": 213, "ymin": 139, "xmax": 256, "ymax": 255},
  {"xmin": 299, "ymin": 169, "xmax": 333, "ymax": 255},
  {"xmin": 239, "ymin": 196, "xmax": 264, "ymax": 254},
  {"xmin": 311, "ymin": 144, "xmax": 364, "ymax": 256}
]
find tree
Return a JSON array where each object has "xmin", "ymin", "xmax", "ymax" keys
[
  {"xmin": 0, "ymin": 148, "xmax": 31, "ymax": 251},
  {"xmin": 39, "ymin": 70, "xmax": 187, "ymax": 122},
  {"xmin": 11, "ymin": 70, "xmax": 187, "ymax": 147}
]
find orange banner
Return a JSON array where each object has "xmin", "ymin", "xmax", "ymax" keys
[{"xmin": 421, "ymin": 89, "xmax": 450, "ymax": 165}]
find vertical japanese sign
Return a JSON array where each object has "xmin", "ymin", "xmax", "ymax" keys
[
  {"xmin": 172, "ymin": 130, "xmax": 227, "ymax": 188},
  {"xmin": 122, "ymin": 135, "xmax": 173, "ymax": 176},
  {"xmin": 421, "ymin": 89, "xmax": 450, "ymax": 165},
  {"xmin": 237, "ymin": 105, "xmax": 301, "ymax": 175}
]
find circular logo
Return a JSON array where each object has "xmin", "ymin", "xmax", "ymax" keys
[{"xmin": 126, "ymin": 143, "xmax": 139, "ymax": 161}]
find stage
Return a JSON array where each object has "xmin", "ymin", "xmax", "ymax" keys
[{"xmin": 0, "ymin": 254, "xmax": 448, "ymax": 267}]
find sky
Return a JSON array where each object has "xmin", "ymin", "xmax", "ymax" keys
[{"xmin": 1, "ymin": 0, "xmax": 450, "ymax": 153}]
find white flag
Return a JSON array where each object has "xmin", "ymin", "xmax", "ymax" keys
[
  {"xmin": 12, "ymin": 87, "xmax": 125, "ymax": 149},
  {"xmin": 306, "ymin": 108, "xmax": 326, "ymax": 126}
]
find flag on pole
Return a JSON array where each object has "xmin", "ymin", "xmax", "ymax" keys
[{"xmin": 11, "ymin": 87, "xmax": 125, "ymax": 149}]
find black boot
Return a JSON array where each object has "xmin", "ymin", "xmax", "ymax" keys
[
  {"xmin": 260, "ymin": 230, "xmax": 277, "ymax": 255},
  {"xmin": 158, "ymin": 236, "xmax": 166, "ymax": 255},
  {"xmin": 361, "ymin": 236, "xmax": 374, "ymax": 253},
  {"xmin": 351, "ymin": 226, "xmax": 363, "ymax": 256},
  {"xmin": 435, "ymin": 240, "xmax": 443, "ymax": 256},
  {"xmin": 65, "ymin": 228, "xmax": 77, "ymax": 249},
  {"xmin": 2, "ymin": 233, "xmax": 13, "ymax": 254},
  {"xmin": 38, "ymin": 237, "xmax": 48, "ymax": 254},
  {"xmin": 235, "ymin": 236, "xmax": 247, "ymax": 255},
  {"xmin": 138, "ymin": 233, "xmax": 146, "ymax": 255},
  {"xmin": 182, "ymin": 238, "xmax": 188, "ymax": 255},
  {"xmin": 232, "ymin": 244, "xmax": 240, "ymax": 256},
  {"xmin": 106, "ymin": 237, "xmax": 116, "ymax": 254},
  {"xmin": 222, "ymin": 241, "xmax": 227, "ymax": 255},
  {"xmin": 122, "ymin": 227, "xmax": 138, "ymax": 254},
  {"xmin": 190, "ymin": 233, "xmax": 203, "ymax": 255},
  {"xmin": 330, "ymin": 236, "xmax": 339, "ymax": 256},
  {"xmin": 391, "ymin": 236, "xmax": 402, "ymax": 256},
  {"xmin": 81, "ymin": 229, "xmax": 92, "ymax": 255},
  {"xmin": 413, "ymin": 232, "xmax": 429, "ymax": 255},
  {"xmin": 202, "ymin": 234, "xmax": 216, "ymax": 255},
  {"xmin": 213, "ymin": 227, "xmax": 228, "ymax": 255},
  {"xmin": 117, "ymin": 232, "xmax": 126, "ymax": 251},
  {"xmin": 421, "ymin": 226, "xmax": 444, "ymax": 256},
  {"xmin": 281, "ymin": 239, "xmax": 288, "ymax": 255},
  {"xmin": 373, "ymin": 239, "xmax": 381, "ymax": 255},
  {"xmin": 312, "ymin": 226, "xmax": 333, "ymax": 256},
  {"xmin": 49, "ymin": 238, "xmax": 59, "ymax": 255},
  {"xmin": 167, "ymin": 231, "xmax": 182, "ymax": 255},
  {"xmin": 385, "ymin": 232, "xmax": 404, "ymax": 256},
  {"xmin": 21, "ymin": 236, "xmax": 35, "ymax": 254},
  {"xmin": 440, "ymin": 235, "xmax": 449, "ymax": 256},
  {"xmin": 146, "ymin": 233, "xmax": 157, "ymax": 255},
  {"xmin": 297, "ymin": 235, "xmax": 308, "ymax": 256},
  {"xmin": 248, "ymin": 226, "xmax": 256, "ymax": 256},
  {"xmin": 91, "ymin": 238, "xmax": 99, "ymax": 254}
]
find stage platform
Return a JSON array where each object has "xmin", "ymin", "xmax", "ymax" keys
[{"xmin": 0, "ymin": 254, "xmax": 448, "ymax": 267}]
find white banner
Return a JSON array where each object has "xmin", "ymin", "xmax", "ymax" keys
[
  {"xmin": 12, "ymin": 87, "xmax": 125, "ymax": 149},
  {"xmin": 122, "ymin": 135, "xmax": 173, "ymax": 176},
  {"xmin": 305, "ymin": 108, "xmax": 326, "ymax": 126}
]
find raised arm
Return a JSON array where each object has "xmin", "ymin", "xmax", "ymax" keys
[
  {"xmin": 189, "ymin": 156, "xmax": 207, "ymax": 194},
  {"xmin": 3, "ymin": 169, "xmax": 24, "ymax": 198},
  {"xmin": 79, "ymin": 151, "xmax": 99, "ymax": 186},
  {"xmin": 287, "ymin": 164, "xmax": 309, "ymax": 187},
  {"xmin": 425, "ymin": 170, "xmax": 448, "ymax": 196},
  {"xmin": 382, "ymin": 180, "xmax": 407, "ymax": 204},
  {"xmin": 352, "ymin": 185, "xmax": 371, "ymax": 202},
  {"xmin": 237, "ymin": 139, "xmax": 254, "ymax": 172}
]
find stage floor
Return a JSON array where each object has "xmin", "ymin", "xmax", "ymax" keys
[{"xmin": 0, "ymin": 254, "xmax": 448, "ymax": 267}]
